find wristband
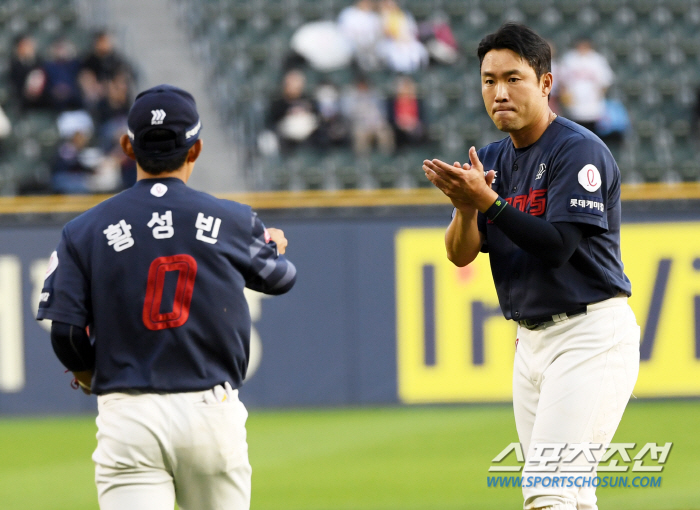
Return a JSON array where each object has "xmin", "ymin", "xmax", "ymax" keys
[{"xmin": 485, "ymin": 196, "xmax": 508, "ymax": 221}]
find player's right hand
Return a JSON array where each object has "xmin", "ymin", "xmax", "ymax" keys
[{"xmin": 266, "ymin": 228, "xmax": 288, "ymax": 254}]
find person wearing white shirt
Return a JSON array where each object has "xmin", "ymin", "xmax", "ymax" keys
[{"xmin": 558, "ymin": 39, "xmax": 613, "ymax": 132}]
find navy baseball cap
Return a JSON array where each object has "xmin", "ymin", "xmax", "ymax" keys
[{"xmin": 127, "ymin": 84, "xmax": 202, "ymax": 160}]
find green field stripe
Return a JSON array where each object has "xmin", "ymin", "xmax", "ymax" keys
[{"xmin": 0, "ymin": 402, "xmax": 698, "ymax": 510}]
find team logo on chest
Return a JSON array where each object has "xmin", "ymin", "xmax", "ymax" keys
[{"xmin": 536, "ymin": 163, "xmax": 546, "ymax": 180}]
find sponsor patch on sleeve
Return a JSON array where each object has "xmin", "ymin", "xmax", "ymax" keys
[
  {"xmin": 578, "ymin": 164, "xmax": 602, "ymax": 192},
  {"xmin": 38, "ymin": 288, "xmax": 53, "ymax": 308},
  {"xmin": 567, "ymin": 195, "xmax": 605, "ymax": 216},
  {"xmin": 45, "ymin": 251, "xmax": 59, "ymax": 278}
]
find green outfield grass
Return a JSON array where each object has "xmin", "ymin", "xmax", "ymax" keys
[{"xmin": 0, "ymin": 400, "xmax": 698, "ymax": 510}]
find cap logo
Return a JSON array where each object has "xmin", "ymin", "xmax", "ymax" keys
[
  {"xmin": 186, "ymin": 120, "xmax": 201, "ymax": 139},
  {"xmin": 151, "ymin": 109, "xmax": 166, "ymax": 125}
]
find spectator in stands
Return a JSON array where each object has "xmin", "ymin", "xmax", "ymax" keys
[
  {"xmin": 83, "ymin": 30, "xmax": 133, "ymax": 83},
  {"xmin": 0, "ymin": 106, "xmax": 11, "ymax": 140},
  {"xmin": 80, "ymin": 30, "xmax": 134, "ymax": 111},
  {"xmin": 94, "ymin": 71, "xmax": 131, "ymax": 151},
  {"xmin": 387, "ymin": 76, "xmax": 426, "ymax": 147},
  {"xmin": 376, "ymin": 0, "xmax": 428, "ymax": 74},
  {"xmin": 93, "ymin": 71, "xmax": 136, "ymax": 189},
  {"xmin": 418, "ymin": 12, "xmax": 459, "ymax": 65},
  {"xmin": 693, "ymin": 88, "xmax": 700, "ymax": 138},
  {"xmin": 341, "ymin": 75, "xmax": 394, "ymax": 157},
  {"xmin": 0, "ymin": 106, "xmax": 10, "ymax": 169},
  {"xmin": 548, "ymin": 41, "xmax": 563, "ymax": 116},
  {"xmin": 267, "ymin": 69, "xmax": 320, "ymax": 153},
  {"xmin": 9, "ymin": 34, "xmax": 47, "ymax": 111},
  {"xmin": 314, "ymin": 81, "xmax": 350, "ymax": 149},
  {"xmin": 43, "ymin": 37, "xmax": 83, "ymax": 111},
  {"xmin": 337, "ymin": 0, "xmax": 383, "ymax": 71},
  {"xmin": 558, "ymin": 38, "xmax": 613, "ymax": 132},
  {"xmin": 52, "ymin": 111, "xmax": 98, "ymax": 193}
]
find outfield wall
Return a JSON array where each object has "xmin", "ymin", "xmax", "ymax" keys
[{"xmin": 1, "ymin": 188, "xmax": 700, "ymax": 414}]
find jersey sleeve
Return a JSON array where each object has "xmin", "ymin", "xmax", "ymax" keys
[
  {"xmin": 544, "ymin": 137, "xmax": 616, "ymax": 236},
  {"xmin": 475, "ymin": 145, "xmax": 491, "ymax": 253},
  {"xmin": 245, "ymin": 212, "xmax": 297, "ymax": 295},
  {"xmin": 36, "ymin": 228, "xmax": 92, "ymax": 328}
]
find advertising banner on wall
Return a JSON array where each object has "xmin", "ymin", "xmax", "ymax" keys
[
  {"xmin": 0, "ymin": 214, "xmax": 699, "ymax": 415},
  {"xmin": 395, "ymin": 223, "xmax": 700, "ymax": 403}
]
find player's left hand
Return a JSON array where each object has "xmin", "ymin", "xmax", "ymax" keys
[
  {"xmin": 72, "ymin": 370, "xmax": 93, "ymax": 395},
  {"xmin": 423, "ymin": 147, "xmax": 498, "ymax": 212},
  {"xmin": 266, "ymin": 228, "xmax": 288, "ymax": 254}
]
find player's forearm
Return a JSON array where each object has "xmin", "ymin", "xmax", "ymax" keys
[
  {"xmin": 247, "ymin": 257, "xmax": 297, "ymax": 295},
  {"xmin": 488, "ymin": 201, "xmax": 583, "ymax": 267},
  {"xmin": 445, "ymin": 208, "xmax": 482, "ymax": 267},
  {"xmin": 50, "ymin": 321, "xmax": 95, "ymax": 372}
]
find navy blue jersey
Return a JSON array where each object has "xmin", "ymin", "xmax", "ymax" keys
[
  {"xmin": 37, "ymin": 177, "xmax": 296, "ymax": 394},
  {"xmin": 476, "ymin": 117, "xmax": 631, "ymax": 321}
]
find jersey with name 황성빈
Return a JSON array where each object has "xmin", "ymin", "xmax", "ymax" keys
[{"xmin": 37, "ymin": 177, "xmax": 296, "ymax": 394}]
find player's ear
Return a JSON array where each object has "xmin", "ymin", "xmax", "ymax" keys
[
  {"xmin": 541, "ymin": 72, "xmax": 553, "ymax": 97},
  {"xmin": 187, "ymin": 139, "xmax": 203, "ymax": 163},
  {"xmin": 119, "ymin": 134, "xmax": 136, "ymax": 161}
]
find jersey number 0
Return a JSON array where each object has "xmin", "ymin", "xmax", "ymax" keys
[{"xmin": 142, "ymin": 254, "xmax": 198, "ymax": 330}]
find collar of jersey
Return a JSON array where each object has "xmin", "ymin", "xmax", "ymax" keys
[{"xmin": 134, "ymin": 177, "xmax": 187, "ymax": 188}]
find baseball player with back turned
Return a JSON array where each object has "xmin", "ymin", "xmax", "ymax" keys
[
  {"xmin": 423, "ymin": 23, "xmax": 640, "ymax": 510},
  {"xmin": 37, "ymin": 84, "xmax": 296, "ymax": 510}
]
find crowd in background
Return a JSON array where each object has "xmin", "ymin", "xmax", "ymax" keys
[
  {"xmin": 260, "ymin": 0, "xmax": 453, "ymax": 159},
  {"xmin": 3, "ymin": 1, "xmax": 696, "ymax": 194},
  {"xmin": 261, "ymin": 0, "xmax": 629, "ymax": 162},
  {"xmin": 8, "ymin": 30, "xmax": 136, "ymax": 194}
]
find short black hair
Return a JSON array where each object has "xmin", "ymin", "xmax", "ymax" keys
[
  {"xmin": 135, "ymin": 129, "xmax": 189, "ymax": 175},
  {"xmin": 13, "ymin": 33, "xmax": 32, "ymax": 47},
  {"xmin": 93, "ymin": 29, "xmax": 110, "ymax": 41},
  {"xmin": 477, "ymin": 22, "xmax": 551, "ymax": 80}
]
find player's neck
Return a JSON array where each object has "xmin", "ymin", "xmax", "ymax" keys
[
  {"xmin": 509, "ymin": 108, "xmax": 556, "ymax": 149},
  {"xmin": 136, "ymin": 164, "xmax": 193, "ymax": 184}
]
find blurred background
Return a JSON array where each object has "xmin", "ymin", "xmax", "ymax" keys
[{"xmin": 1, "ymin": 0, "xmax": 699, "ymax": 509}]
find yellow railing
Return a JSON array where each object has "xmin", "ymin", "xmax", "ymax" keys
[{"xmin": 0, "ymin": 183, "xmax": 699, "ymax": 215}]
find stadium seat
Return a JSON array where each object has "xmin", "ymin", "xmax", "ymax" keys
[
  {"xmin": 631, "ymin": 0, "xmax": 656, "ymax": 17},
  {"xmin": 297, "ymin": 1, "xmax": 326, "ymax": 22},
  {"xmin": 335, "ymin": 152, "xmax": 370, "ymax": 190},
  {"xmin": 370, "ymin": 153, "xmax": 400, "ymax": 189},
  {"xmin": 397, "ymin": 147, "xmax": 436, "ymax": 188},
  {"xmin": 297, "ymin": 157, "xmax": 326, "ymax": 190},
  {"xmin": 669, "ymin": 119, "xmax": 698, "ymax": 181},
  {"xmin": 404, "ymin": 0, "xmax": 438, "ymax": 21},
  {"xmin": 444, "ymin": 0, "xmax": 467, "ymax": 23},
  {"xmin": 257, "ymin": 156, "xmax": 291, "ymax": 191},
  {"xmin": 678, "ymin": 159, "xmax": 700, "ymax": 182}
]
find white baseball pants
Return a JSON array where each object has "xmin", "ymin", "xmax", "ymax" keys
[
  {"xmin": 93, "ymin": 383, "xmax": 251, "ymax": 510},
  {"xmin": 513, "ymin": 296, "xmax": 640, "ymax": 510}
]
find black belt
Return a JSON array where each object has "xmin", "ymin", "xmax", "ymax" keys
[{"xmin": 518, "ymin": 306, "xmax": 588, "ymax": 330}]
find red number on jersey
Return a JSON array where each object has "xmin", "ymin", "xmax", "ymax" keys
[{"xmin": 142, "ymin": 254, "xmax": 197, "ymax": 330}]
